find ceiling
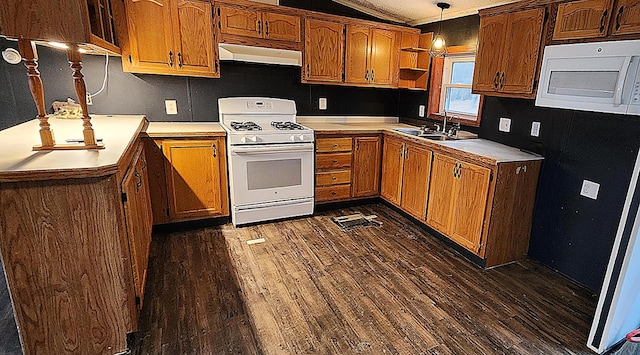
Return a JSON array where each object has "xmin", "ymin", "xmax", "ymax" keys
[{"xmin": 331, "ymin": 0, "xmax": 520, "ymax": 25}]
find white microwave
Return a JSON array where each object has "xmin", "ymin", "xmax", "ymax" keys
[{"xmin": 535, "ymin": 39, "xmax": 640, "ymax": 116}]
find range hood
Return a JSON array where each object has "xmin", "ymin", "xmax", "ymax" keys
[{"xmin": 218, "ymin": 43, "xmax": 302, "ymax": 66}]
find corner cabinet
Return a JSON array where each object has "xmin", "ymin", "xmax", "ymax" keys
[
  {"xmin": 303, "ymin": 19, "xmax": 345, "ymax": 83},
  {"xmin": 345, "ymin": 25, "xmax": 398, "ymax": 87},
  {"xmin": 122, "ymin": 0, "xmax": 219, "ymax": 78},
  {"xmin": 472, "ymin": 7, "xmax": 545, "ymax": 98}
]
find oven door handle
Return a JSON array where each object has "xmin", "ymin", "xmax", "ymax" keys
[{"xmin": 232, "ymin": 145, "xmax": 313, "ymax": 155}]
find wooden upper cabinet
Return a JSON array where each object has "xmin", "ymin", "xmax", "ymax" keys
[
  {"xmin": 173, "ymin": 0, "xmax": 216, "ymax": 75},
  {"xmin": 426, "ymin": 153, "xmax": 491, "ymax": 254},
  {"xmin": 162, "ymin": 138, "xmax": 229, "ymax": 220},
  {"xmin": 123, "ymin": 0, "xmax": 218, "ymax": 77},
  {"xmin": 0, "ymin": 0, "xmax": 122, "ymax": 54},
  {"xmin": 345, "ymin": 26, "xmax": 371, "ymax": 84},
  {"xmin": 262, "ymin": 12, "xmax": 301, "ymax": 42},
  {"xmin": 610, "ymin": 0, "xmax": 640, "ymax": 36},
  {"xmin": 473, "ymin": 14, "xmax": 508, "ymax": 93},
  {"xmin": 380, "ymin": 137, "xmax": 404, "ymax": 205},
  {"xmin": 345, "ymin": 26, "xmax": 397, "ymax": 86},
  {"xmin": 553, "ymin": 0, "xmax": 613, "ymax": 40},
  {"xmin": 473, "ymin": 7, "xmax": 544, "ymax": 98},
  {"xmin": 352, "ymin": 136, "xmax": 382, "ymax": 197},
  {"xmin": 399, "ymin": 143, "xmax": 432, "ymax": 220},
  {"xmin": 304, "ymin": 19, "xmax": 345, "ymax": 83},
  {"xmin": 219, "ymin": 5, "xmax": 260, "ymax": 38},
  {"xmin": 219, "ymin": 4, "xmax": 300, "ymax": 42}
]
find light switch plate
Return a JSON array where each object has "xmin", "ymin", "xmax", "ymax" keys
[
  {"xmin": 319, "ymin": 98, "xmax": 327, "ymax": 110},
  {"xmin": 419, "ymin": 105, "xmax": 425, "ymax": 117},
  {"xmin": 531, "ymin": 121, "xmax": 541, "ymax": 137},
  {"xmin": 165, "ymin": 100, "xmax": 178, "ymax": 115},
  {"xmin": 580, "ymin": 180, "xmax": 600, "ymax": 200},
  {"xmin": 499, "ymin": 117, "xmax": 511, "ymax": 132}
]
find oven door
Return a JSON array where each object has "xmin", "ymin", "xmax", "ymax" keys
[{"xmin": 229, "ymin": 143, "xmax": 314, "ymax": 206}]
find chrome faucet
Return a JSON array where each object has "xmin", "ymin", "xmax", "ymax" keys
[
  {"xmin": 448, "ymin": 114, "xmax": 461, "ymax": 138},
  {"xmin": 441, "ymin": 111, "xmax": 448, "ymax": 135}
]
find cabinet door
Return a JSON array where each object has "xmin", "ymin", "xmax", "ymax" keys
[
  {"xmin": 426, "ymin": 153, "xmax": 457, "ymax": 234},
  {"xmin": 352, "ymin": 136, "xmax": 382, "ymax": 197},
  {"xmin": 345, "ymin": 26, "xmax": 371, "ymax": 84},
  {"xmin": 610, "ymin": 0, "xmax": 640, "ymax": 36},
  {"xmin": 380, "ymin": 138, "xmax": 404, "ymax": 206},
  {"xmin": 173, "ymin": 0, "xmax": 217, "ymax": 77},
  {"xmin": 304, "ymin": 19, "xmax": 344, "ymax": 83},
  {"xmin": 449, "ymin": 161, "xmax": 491, "ymax": 253},
  {"xmin": 473, "ymin": 13, "xmax": 508, "ymax": 93},
  {"xmin": 262, "ymin": 12, "xmax": 300, "ymax": 42},
  {"xmin": 123, "ymin": 0, "xmax": 175, "ymax": 73},
  {"xmin": 501, "ymin": 8, "xmax": 545, "ymax": 94},
  {"xmin": 553, "ymin": 0, "xmax": 613, "ymax": 40},
  {"xmin": 162, "ymin": 138, "xmax": 227, "ymax": 220},
  {"xmin": 143, "ymin": 138, "xmax": 170, "ymax": 225},
  {"xmin": 400, "ymin": 143, "xmax": 432, "ymax": 220},
  {"xmin": 369, "ymin": 29, "xmax": 396, "ymax": 86},
  {"xmin": 219, "ymin": 4, "xmax": 260, "ymax": 38},
  {"xmin": 122, "ymin": 145, "xmax": 153, "ymax": 308}
]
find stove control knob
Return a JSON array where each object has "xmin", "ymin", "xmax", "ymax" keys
[
  {"xmin": 289, "ymin": 135, "xmax": 297, "ymax": 142},
  {"xmin": 242, "ymin": 136, "xmax": 258, "ymax": 143},
  {"xmin": 298, "ymin": 134, "xmax": 306, "ymax": 141}
]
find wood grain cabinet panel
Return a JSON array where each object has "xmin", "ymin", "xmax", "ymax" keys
[
  {"xmin": 262, "ymin": 12, "xmax": 301, "ymax": 42},
  {"xmin": 399, "ymin": 144, "xmax": 432, "ymax": 220},
  {"xmin": 473, "ymin": 7, "xmax": 544, "ymax": 98},
  {"xmin": 304, "ymin": 19, "xmax": 345, "ymax": 83},
  {"xmin": 352, "ymin": 136, "xmax": 382, "ymax": 198},
  {"xmin": 345, "ymin": 26, "xmax": 397, "ymax": 86},
  {"xmin": 162, "ymin": 138, "xmax": 229, "ymax": 220},
  {"xmin": 425, "ymin": 154, "xmax": 457, "ymax": 233},
  {"xmin": 380, "ymin": 137, "xmax": 405, "ymax": 206},
  {"xmin": 219, "ymin": 4, "xmax": 260, "ymax": 38},
  {"xmin": 553, "ymin": 0, "xmax": 613, "ymax": 40},
  {"xmin": 123, "ymin": 0, "xmax": 219, "ymax": 77},
  {"xmin": 369, "ymin": 29, "xmax": 396, "ymax": 86},
  {"xmin": 219, "ymin": 4, "xmax": 300, "ymax": 42},
  {"xmin": 316, "ymin": 137, "xmax": 353, "ymax": 152},
  {"xmin": 345, "ymin": 26, "xmax": 371, "ymax": 84},
  {"xmin": 610, "ymin": 0, "xmax": 640, "ymax": 36}
]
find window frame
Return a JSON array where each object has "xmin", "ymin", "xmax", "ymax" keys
[{"xmin": 428, "ymin": 45, "xmax": 483, "ymax": 127}]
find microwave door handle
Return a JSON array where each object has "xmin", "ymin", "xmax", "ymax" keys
[{"xmin": 614, "ymin": 57, "xmax": 633, "ymax": 106}]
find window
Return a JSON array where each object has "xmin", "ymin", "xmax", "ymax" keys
[{"xmin": 428, "ymin": 46, "xmax": 483, "ymax": 127}]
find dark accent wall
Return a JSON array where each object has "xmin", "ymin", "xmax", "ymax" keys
[
  {"xmin": 280, "ymin": 0, "xmax": 399, "ymax": 25},
  {"xmin": 0, "ymin": 38, "xmax": 399, "ymax": 131}
]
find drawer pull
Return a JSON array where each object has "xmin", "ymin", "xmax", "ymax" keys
[
  {"xmin": 332, "ymin": 160, "xmax": 338, "ymax": 163},
  {"xmin": 331, "ymin": 191, "xmax": 337, "ymax": 195},
  {"xmin": 333, "ymin": 144, "xmax": 339, "ymax": 147},
  {"xmin": 332, "ymin": 176, "xmax": 337, "ymax": 180}
]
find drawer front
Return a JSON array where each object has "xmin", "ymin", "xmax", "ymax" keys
[
  {"xmin": 316, "ymin": 184, "xmax": 352, "ymax": 201},
  {"xmin": 316, "ymin": 153, "xmax": 352, "ymax": 169},
  {"xmin": 316, "ymin": 170, "xmax": 351, "ymax": 186},
  {"xmin": 316, "ymin": 138, "xmax": 353, "ymax": 152}
]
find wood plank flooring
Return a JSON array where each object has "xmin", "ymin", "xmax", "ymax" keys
[{"xmin": 133, "ymin": 202, "xmax": 597, "ymax": 354}]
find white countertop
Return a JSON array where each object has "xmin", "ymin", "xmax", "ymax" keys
[
  {"xmin": 0, "ymin": 115, "xmax": 146, "ymax": 181},
  {"xmin": 438, "ymin": 139, "xmax": 543, "ymax": 163},
  {"xmin": 145, "ymin": 122, "xmax": 225, "ymax": 137}
]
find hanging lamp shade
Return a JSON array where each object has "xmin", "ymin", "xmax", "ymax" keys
[{"xmin": 429, "ymin": 2, "xmax": 450, "ymax": 58}]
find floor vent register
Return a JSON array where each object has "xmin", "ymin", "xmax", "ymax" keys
[{"xmin": 331, "ymin": 213, "xmax": 382, "ymax": 231}]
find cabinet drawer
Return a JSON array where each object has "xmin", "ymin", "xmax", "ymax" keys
[
  {"xmin": 316, "ymin": 184, "xmax": 352, "ymax": 201},
  {"xmin": 316, "ymin": 170, "xmax": 351, "ymax": 186},
  {"xmin": 316, "ymin": 138, "xmax": 353, "ymax": 152},
  {"xmin": 316, "ymin": 152, "xmax": 352, "ymax": 169}
]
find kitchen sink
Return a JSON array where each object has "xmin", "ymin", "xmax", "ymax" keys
[
  {"xmin": 393, "ymin": 128, "xmax": 422, "ymax": 136},
  {"xmin": 393, "ymin": 128, "xmax": 458, "ymax": 141}
]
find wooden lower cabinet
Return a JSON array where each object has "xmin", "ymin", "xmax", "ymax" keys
[
  {"xmin": 315, "ymin": 135, "xmax": 382, "ymax": 203},
  {"xmin": 426, "ymin": 154, "xmax": 491, "ymax": 253},
  {"xmin": 380, "ymin": 137, "xmax": 432, "ymax": 220}
]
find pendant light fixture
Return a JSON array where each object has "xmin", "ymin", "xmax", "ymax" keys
[{"xmin": 429, "ymin": 2, "xmax": 450, "ymax": 58}]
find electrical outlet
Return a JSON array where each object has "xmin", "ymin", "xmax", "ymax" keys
[
  {"xmin": 531, "ymin": 121, "xmax": 541, "ymax": 137},
  {"xmin": 319, "ymin": 98, "xmax": 327, "ymax": 110},
  {"xmin": 165, "ymin": 100, "xmax": 178, "ymax": 115},
  {"xmin": 418, "ymin": 105, "xmax": 425, "ymax": 117},
  {"xmin": 580, "ymin": 180, "xmax": 600, "ymax": 200},
  {"xmin": 499, "ymin": 117, "xmax": 511, "ymax": 132},
  {"xmin": 86, "ymin": 94, "xmax": 93, "ymax": 105}
]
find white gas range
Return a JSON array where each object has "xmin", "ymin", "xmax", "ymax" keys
[{"xmin": 218, "ymin": 97, "xmax": 315, "ymax": 226}]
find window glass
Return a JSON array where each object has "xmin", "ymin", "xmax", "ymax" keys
[
  {"xmin": 440, "ymin": 55, "xmax": 481, "ymax": 117},
  {"xmin": 444, "ymin": 87, "xmax": 480, "ymax": 116},
  {"xmin": 450, "ymin": 61, "xmax": 475, "ymax": 85}
]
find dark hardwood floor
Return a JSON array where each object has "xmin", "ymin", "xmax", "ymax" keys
[{"xmin": 134, "ymin": 203, "xmax": 597, "ymax": 354}]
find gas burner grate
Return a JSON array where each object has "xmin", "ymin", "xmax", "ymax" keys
[
  {"xmin": 230, "ymin": 121, "xmax": 262, "ymax": 131},
  {"xmin": 271, "ymin": 121, "xmax": 305, "ymax": 130}
]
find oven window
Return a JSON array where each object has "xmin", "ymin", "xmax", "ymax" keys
[{"xmin": 247, "ymin": 159, "xmax": 302, "ymax": 190}]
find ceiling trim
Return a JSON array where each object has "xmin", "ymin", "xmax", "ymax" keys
[{"xmin": 332, "ymin": 0, "xmax": 408, "ymax": 24}]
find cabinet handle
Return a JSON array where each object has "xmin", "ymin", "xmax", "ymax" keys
[
  {"xmin": 371, "ymin": 69, "xmax": 374, "ymax": 82},
  {"xmin": 307, "ymin": 64, "xmax": 310, "ymax": 78},
  {"xmin": 265, "ymin": 20, "xmax": 269, "ymax": 36},
  {"xmin": 600, "ymin": 9, "xmax": 608, "ymax": 33},
  {"xmin": 616, "ymin": 6, "xmax": 624, "ymax": 31},
  {"xmin": 493, "ymin": 71, "xmax": 499, "ymax": 88},
  {"xmin": 141, "ymin": 157, "xmax": 147, "ymax": 171},
  {"xmin": 332, "ymin": 159, "xmax": 338, "ymax": 163},
  {"xmin": 333, "ymin": 144, "xmax": 338, "ymax": 147},
  {"xmin": 168, "ymin": 51, "xmax": 174, "ymax": 67},
  {"xmin": 332, "ymin": 176, "xmax": 337, "ymax": 180},
  {"xmin": 404, "ymin": 147, "xmax": 409, "ymax": 160},
  {"xmin": 177, "ymin": 52, "xmax": 183, "ymax": 68},
  {"xmin": 399, "ymin": 145, "xmax": 403, "ymax": 158},
  {"xmin": 499, "ymin": 72, "xmax": 505, "ymax": 89},
  {"xmin": 215, "ymin": 61, "xmax": 219, "ymax": 73},
  {"xmin": 257, "ymin": 19, "xmax": 262, "ymax": 35},
  {"xmin": 135, "ymin": 170, "xmax": 143, "ymax": 189},
  {"xmin": 212, "ymin": 143, "xmax": 217, "ymax": 157},
  {"xmin": 365, "ymin": 69, "xmax": 369, "ymax": 81},
  {"xmin": 331, "ymin": 191, "xmax": 337, "ymax": 195}
]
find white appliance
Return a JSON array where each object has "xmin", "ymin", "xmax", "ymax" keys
[
  {"xmin": 218, "ymin": 97, "xmax": 315, "ymax": 226},
  {"xmin": 535, "ymin": 39, "xmax": 640, "ymax": 115}
]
